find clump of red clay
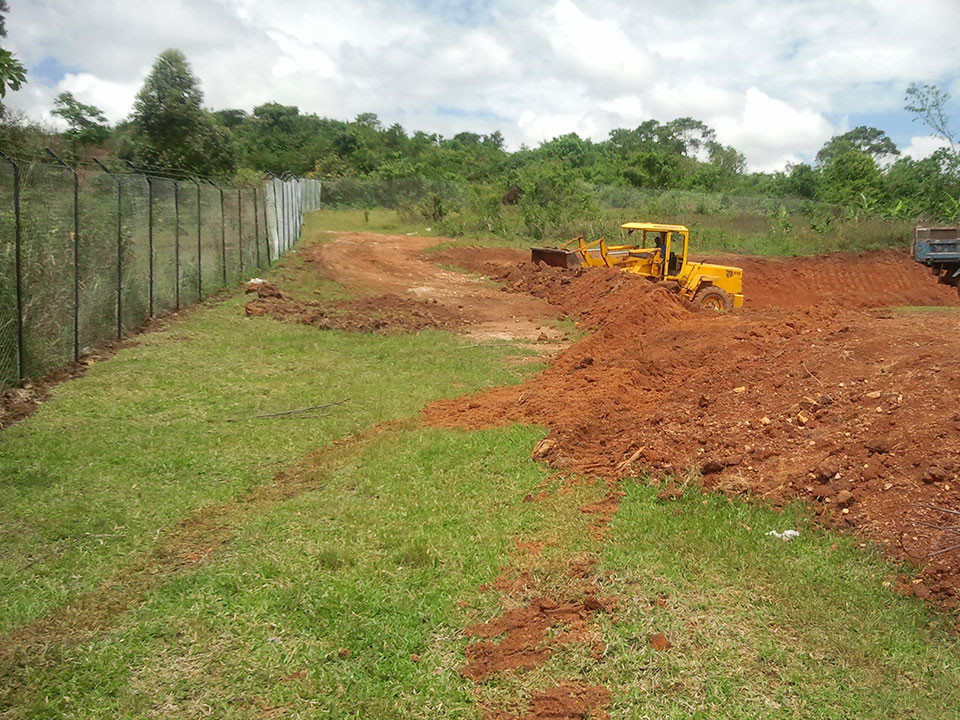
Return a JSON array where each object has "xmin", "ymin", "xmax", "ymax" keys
[
  {"xmin": 244, "ymin": 281, "xmax": 460, "ymax": 333},
  {"xmin": 485, "ymin": 683, "xmax": 612, "ymax": 720},
  {"xmin": 461, "ymin": 595, "xmax": 616, "ymax": 682},
  {"xmin": 424, "ymin": 252, "xmax": 960, "ymax": 608},
  {"xmin": 579, "ymin": 492, "xmax": 626, "ymax": 541}
]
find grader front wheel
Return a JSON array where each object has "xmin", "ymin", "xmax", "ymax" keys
[{"xmin": 694, "ymin": 286, "xmax": 733, "ymax": 312}]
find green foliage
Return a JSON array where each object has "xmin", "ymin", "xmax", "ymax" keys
[
  {"xmin": 0, "ymin": 48, "xmax": 24, "ymax": 100},
  {"xmin": 5, "ymin": 51, "xmax": 960, "ymax": 225},
  {"xmin": 0, "ymin": 1, "xmax": 24, "ymax": 103},
  {"xmin": 905, "ymin": 82, "xmax": 957, "ymax": 153},
  {"xmin": 119, "ymin": 49, "xmax": 236, "ymax": 177},
  {"xmin": 232, "ymin": 166, "xmax": 267, "ymax": 187},
  {"xmin": 515, "ymin": 160, "xmax": 598, "ymax": 240},
  {"xmin": 816, "ymin": 126, "xmax": 899, "ymax": 165},
  {"xmin": 817, "ymin": 149, "xmax": 886, "ymax": 209},
  {"xmin": 51, "ymin": 91, "xmax": 109, "ymax": 145}
]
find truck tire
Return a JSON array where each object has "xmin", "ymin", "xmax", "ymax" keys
[{"xmin": 694, "ymin": 286, "xmax": 733, "ymax": 312}]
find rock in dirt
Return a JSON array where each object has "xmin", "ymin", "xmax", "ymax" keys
[
  {"xmin": 814, "ymin": 458, "xmax": 841, "ymax": 481},
  {"xmin": 531, "ymin": 437, "xmax": 557, "ymax": 461},
  {"xmin": 835, "ymin": 489, "xmax": 856, "ymax": 508},
  {"xmin": 245, "ymin": 279, "xmax": 284, "ymax": 298},
  {"xmin": 866, "ymin": 436, "xmax": 893, "ymax": 455},
  {"xmin": 701, "ymin": 459, "xmax": 726, "ymax": 475}
]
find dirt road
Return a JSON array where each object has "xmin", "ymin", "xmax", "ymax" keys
[{"xmin": 311, "ymin": 233, "xmax": 565, "ymax": 342}]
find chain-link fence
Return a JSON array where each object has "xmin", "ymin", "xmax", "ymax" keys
[{"xmin": 0, "ymin": 154, "xmax": 320, "ymax": 390}]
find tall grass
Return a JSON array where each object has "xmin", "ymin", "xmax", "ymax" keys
[{"xmin": 316, "ymin": 178, "xmax": 914, "ymax": 256}]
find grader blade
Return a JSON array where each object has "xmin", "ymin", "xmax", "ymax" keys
[{"xmin": 531, "ymin": 246, "xmax": 582, "ymax": 268}]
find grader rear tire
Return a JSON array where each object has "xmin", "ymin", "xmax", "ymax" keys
[{"xmin": 694, "ymin": 286, "xmax": 733, "ymax": 312}]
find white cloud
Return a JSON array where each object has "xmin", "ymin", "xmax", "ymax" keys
[
  {"xmin": 4, "ymin": 0, "xmax": 960, "ymax": 171},
  {"xmin": 903, "ymin": 135, "xmax": 954, "ymax": 160},
  {"xmin": 712, "ymin": 88, "xmax": 836, "ymax": 172}
]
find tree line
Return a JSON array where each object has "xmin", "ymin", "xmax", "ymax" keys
[{"xmin": 2, "ymin": 47, "xmax": 959, "ymax": 222}]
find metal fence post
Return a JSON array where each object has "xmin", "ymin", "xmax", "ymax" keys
[
  {"xmin": 0, "ymin": 151, "xmax": 25, "ymax": 381},
  {"xmin": 253, "ymin": 187, "xmax": 261, "ymax": 268},
  {"xmin": 93, "ymin": 159, "xmax": 122, "ymax": 339},
  {"xmin": 237, "ymin": 188, "xmax": 244, "ymax": 276},
  {"xmin": 174, "ymin": 180, "xmax": 181, "ymax": 310},
  {"xmin": 195, "ymin": 180, "xmax": 202, "ymax": 300},
  {"xmin": 147, "ymin": 176, "xmax": 155, "ymax": 317},
  {"xmin": 46, "ymin": 149, "xmax": 80, "ymax": 362},
  {"xmin": 283, "ymin": 176, "xmax": 290, "ymax": 252},
  {"xmin": 268, "ymin": 175, "xmax": 281, "ymax": 260},
  {"xmin": 219, "ymin": 187, "xmax": 227, "ymax": 285},
  {"xmin": 261, "ymin": 184, "xmax": 271, "ymax": 265}
]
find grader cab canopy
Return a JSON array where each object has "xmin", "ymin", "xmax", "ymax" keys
[{"xmin": 531, "ymin": 222, "xmax": 744, "ymax": 311}]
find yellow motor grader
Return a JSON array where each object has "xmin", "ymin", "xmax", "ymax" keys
[{"xmin": 531, "ymin": 222, "xmax": 744, "ymax": 311}]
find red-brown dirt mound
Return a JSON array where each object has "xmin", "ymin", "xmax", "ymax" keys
[
  {"xmin": 730, "ymin": 249, "xmax": 957, "ymax": 309},
  {"xmin": 305, "ymin": 233, "xmax": 565, "ymax": 343},
  {"xmin": 429, "ymin": 246, "xmax": 958, "ymax": 310},
  {"xmin": 424, "ymin": 257, "xmax": 960, "ymax": 608}
]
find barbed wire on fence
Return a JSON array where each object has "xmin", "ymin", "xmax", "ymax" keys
[{"xmin": 0, "ymin": 152, "xmax": 321, "ymax": 390}]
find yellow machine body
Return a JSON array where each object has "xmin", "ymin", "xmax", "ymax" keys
[{"xmin": 531, "ymin": 222, "xmax": 743, "ymax": 311}]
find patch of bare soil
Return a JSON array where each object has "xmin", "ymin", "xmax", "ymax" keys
[
  {"xmin": 425, "ymin": 252, "xmax": 960, "ymax": 609},
  {"xmin": 487, "ymin": 683, "xmax": 612, "ymax": 720},
  {"xmin": 461, "ymin": 466, "xmax": 622, "ymax": 717},
  {"xmin": 307, "ymin": 233, "xmax": 566, "ymax": 343},
  {"xmin": 244, "ymin": 280, "xmax": 462, "ymax": 333},
  {"xmin": 461, "ymin": 593, "xmax": 617, "ymax": 682}
]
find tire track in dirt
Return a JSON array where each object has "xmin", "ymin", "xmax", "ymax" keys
[
  {"xmin": 0, "ymin": 418, "xmax": 415, "ymax": 703},
  {"xmin": 459, "ymin": 465, "xmax": 625, "ymax": 720}
]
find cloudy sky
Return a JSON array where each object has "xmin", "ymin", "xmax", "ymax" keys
[{"xmin": 5, "ymin": 0, "xmax": 960, "ymax": 171}]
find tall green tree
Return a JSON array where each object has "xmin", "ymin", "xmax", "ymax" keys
[
  {"xmin": 816, "ymin": 126, "xmax": 899, "ymax": 165},
  {"xmin": 119, "ymin": 49, "xmax": 235, "ymax": 175},
  {"xmin": 905, "ymin": 82, "xmax": 956, "ymax": 154},
  {"xmin": 817, "ymin": 149, "xmax": 886, "ymax": 210},
  {"xmin": 51, "ymin": 91, "xmax": 109, "ymax": 145}
]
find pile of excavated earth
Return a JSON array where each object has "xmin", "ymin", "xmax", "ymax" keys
[{"xmin": 424, "ymin": 246, "xmax": 960, "ymax": 608}]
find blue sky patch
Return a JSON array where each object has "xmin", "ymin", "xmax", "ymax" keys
[{"xmin": 28, "ymin": 56, "xmax": 81, "ymax": 86}]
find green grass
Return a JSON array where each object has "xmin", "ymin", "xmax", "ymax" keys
[
  {"xmin": 890, "ymin": 305, "xmax": 960, "ymax": 313},
  {"xmin": 1, "ymin": 425, "xmax": 612, "ymax": 718},
  {"xmin": 308, "ymin": 207, "xmax": 447, "ymax": 237},
  {"xmin": 599, "ymin": 484, "xmax": 960, "ymax": 718},
  {"xmin": 0, "ymin": 225, "xmax": 539, "ymax": 636}
]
